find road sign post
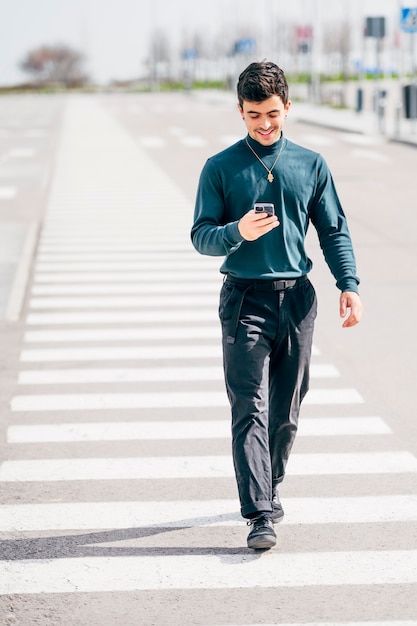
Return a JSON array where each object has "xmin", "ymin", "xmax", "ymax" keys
[
  {"xmin": 401, "ymin": 8, "xmax": 417, "ymax": 130},
  {"xmin": 401, "ymin": 7, "xmax": 417, "ymax": 33},
  {"xmin": 365, "ymin": 17, "xmax": 386, "ymax": 133}
]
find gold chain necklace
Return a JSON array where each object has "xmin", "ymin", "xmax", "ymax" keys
[{"xmin": 245, "ymin": 137, "xmax": 286, "ymax": 183}]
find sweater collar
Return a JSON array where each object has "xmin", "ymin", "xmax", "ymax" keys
[{"xmin": 245, "ymin": 132, "xmax": 285, "ymax": 156}]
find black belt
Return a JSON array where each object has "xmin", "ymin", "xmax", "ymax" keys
[
  {"xmin": 224, "ymin": 275, "xmax": 306, "ymax": 344},
  {"xmin": 226, "ymin": 275, "xmax": 305, "ymax": 292}
]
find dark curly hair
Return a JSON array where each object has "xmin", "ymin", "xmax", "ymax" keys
[{"xmin": 237, "ymin": 61, "xmax": 289, "ymax": 107}]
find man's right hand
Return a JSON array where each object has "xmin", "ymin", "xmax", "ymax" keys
[{"xmin": 238, "ymin": 209, "xmax": 280, "ymax": 241}]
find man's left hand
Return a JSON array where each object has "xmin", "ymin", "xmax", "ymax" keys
[{"xmin": 340, "ymin": 291, "xmax": 362, "ymax": 328}]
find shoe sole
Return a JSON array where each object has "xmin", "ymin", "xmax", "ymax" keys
[{"xmin": 247, "ymin": 535, "xmax": 277, "ymax": 550}]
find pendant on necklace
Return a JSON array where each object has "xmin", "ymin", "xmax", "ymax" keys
[{"xmin": 267, "ymin": 172, "xmax": 274, "ymax": 183}]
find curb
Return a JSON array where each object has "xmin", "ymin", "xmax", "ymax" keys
[{"xmin": 5, "ymin": 220, "xmax": 40, "ymax": 322}]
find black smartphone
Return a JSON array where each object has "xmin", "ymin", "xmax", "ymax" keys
[{"xmin": 254, "ymin": 202, "xmax": 275, "ymax": 216}]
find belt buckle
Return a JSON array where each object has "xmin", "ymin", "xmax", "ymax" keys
[{"xmin": 272, "ymin": 280, "xmax": 285, "ymax": 291}]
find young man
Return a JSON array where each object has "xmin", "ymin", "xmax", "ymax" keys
[{"xmin": 191, "ymin": 61, "xmax": 362, "ymax": 550}]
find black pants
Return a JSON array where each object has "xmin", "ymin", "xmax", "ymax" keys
[{"xmin": 219, "ymin": 275, "xmax": 317, "ymax": 518}]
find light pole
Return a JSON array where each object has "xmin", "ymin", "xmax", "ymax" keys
[{"xmin": 311, "ymin": 0, "xmax": 322, "ymax": 104}]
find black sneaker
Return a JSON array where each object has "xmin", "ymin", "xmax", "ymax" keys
[
  {"xmin": 247, "ymin": 515, "xmax": 277, "ymax": 550},
  {"xmin": 272, "ymin": 489, "xmax": 284, "ymax": 523}
]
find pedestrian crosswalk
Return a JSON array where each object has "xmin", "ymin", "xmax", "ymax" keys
[
  {"xmin": 2, "ymin": 452, "xmax": 417, "ymax": 483},
  {"xmin": 137, "ymin": 130, "xmax": 388, "ymax": 159},
  {"xmin": 128, "ymin": 93, "xmax": 390, "ymax": 161},
  {"xmin": 2, "ymin": 495, "xmax": 417, "ymax": 532},
  {"xmin": 0, "ymin": 95, "xmax": 415, "ymax": 623},
  {"xmin": 6, "ymin": 416, "xmax": 391, "ymax": 443},
  {"xmin": 3, "ymin": 551, "xmax": 417, "ymax": 595}
]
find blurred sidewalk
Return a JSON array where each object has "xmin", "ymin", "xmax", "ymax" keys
[
  {"xmin": 195, "ymin": 88, "xmax": 417, "ymax": 146},
  {"xmin": 291, "ymin": 100, "xmax": 417, "ymax": 147},
  {"xmin": 1, "ymin": 90, "xmax": 416, "ymax": 322}
]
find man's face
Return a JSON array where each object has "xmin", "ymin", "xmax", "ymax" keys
[{"xmin": 238, "ymin": 95, "xmax": 291, "ymax": 146}]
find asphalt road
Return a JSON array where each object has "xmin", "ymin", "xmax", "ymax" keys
[
  {"xmin": 0, "ymin": 91, "xmax": 416, "ymax": 626},
  {"xmin": 106, "ymin": 89, "xmax": 417, "ymax": 450}
]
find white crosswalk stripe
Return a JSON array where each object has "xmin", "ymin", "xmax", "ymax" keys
[
  {"xmin": 10, "ymin": 388, "xmax": 363, "ymax": 410},
  {"xmin": 1, "ymin": 551, "xmax": 416, "ymax": 595},
  {"xmin": 23, "ymin": 327, "xmax": 222, "ymax": 342},
  {"xmin": 2, "ymin": 452, "xmax": 416, "ymax": 482},
  {"xmin": 0, "ymin": 186, "xmax": 17, "ymax": 199},
  {"xmin": 16, "ymin": 362, "xmax": 336, "ymax": 383},
  {"xmin": 19, "ymin": 344, "xmax": 223, "ymax": 363},
  {"xmin": 29, "ymin": 292, "xmax": 220, "ymax": 307},
  {"xmin": 6, "ymin": 417, "xmax": 391, "ymax": 443},
  {"xmin": 2, "ymin": 495, "xmax": 415, "ymax": 531},
  {"xmin": 1, "ymin": 94, "xmax": 415, "ymax": 623},
  {"xmin": 237, "ymin": 620, "xmax": 414, "ymax": 626},
  {"xmin": 25, "ymin": 309, "xmax": 219, "ymax": 324}
]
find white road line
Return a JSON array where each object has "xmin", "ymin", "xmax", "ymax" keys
[
  {"xmin": 351, "ymin": 148, "xmax": 390, "ymax": 162},
  {"xmin": 16, "ymin": 363, "xmax": 333, "ymax": 384},
  {"xmin": 23, "ymin": 326, "xmax": 221, "ymax": 343},
  {"xmin": 10, "ymin": 388, "xmax": 362, "ymax": 411},
  {"xmin": 180, "ymin": 136, "xmax": 207, "ymax": 147},
  {"xmin": 339, "ymin": 132, "xmax": 385, "ymax": 145},
  {"xmin": 31, "ymin": 278, "xmax": 221, "ymax": 294},
  {"xmin": 36, "ymin": 244, "xmax": 194, "ymax": 256},
  {"xmin": 25, "ymin": 310, "xmax": 219, "ymax": 324},
  {"xmin": 1, "ymin": 452, "xmax": 416, "ymax": 482},
  {"xmin": 19, "ymin": 345, "xmax": 222, "ymax": 363},
  {"xmin": 17, "ymin": 365, "xmax": 224, "ymax": 385},
  {"xmin": 35, "ymin": 254, "xmax": 219, "ymax": 264},
  {"xmin": 34, "ymin": 262, "xmax": 212, "ymax": 272},
  {"xmin": 8, "ymin": 147, "xmax": 36, "ymax": 158},
  {"xmin": 29, "ymin": 292, "xmax": 220, "ymax": 308},
  {"xmin": 34, "ymin": 271, "xmax": 219, "ymax": 283},
  {"xmin": 37, "ymin": 245, "xmax": 198, "ymax": 254},
  {"xmin": 0, "ymin": 187, "xmax": 17, "ymax": 199},
  {"xmin": 1, "ymin": 495, "xmax": 416, "ymax": 531},
  {"xmin": 219, "ymin": 623, "xmax": 416, "ymax": 626},
  {"xmin": 138, "ymin": 137, "xmax": 166, "ymax": 148},
  {"xmin": 6, "ymin": 417, "xmax": 391, "ymax": 443},
  {"xmin": 299, "ymin": 416, "xmax": 391, "ymax": 434},
  {"xmin": 10, "ymin": 390, "xmax": 228, "ymax": 411},
  {"xmin": 1, "ymin": 551, "xmax": 416, "ymax": 594},
  {"xmin": 219, "ymin": 135, "xmax": 244, "ymax": 146},
  {"xmin": 29, "ymin": 293, "xmax": 219, "ymax": 308},
  {"xmin": 308, "ymin": 388, "xmax": 363, "ymax": 404},
  {"xmin": 20, "ymin": 330, "xmax": 320, "ymax": 355},
  {"xmin": 5, "ymin": 221, "xmax": 40, "ymax": 322},
  {"xmin": 36, "ymin": 246, "xmax": 196, "ymax": 257},
  {"xmin": 301, "ymin": 134, "xmax": 336, "ymax": 146},
  {"xmin": 40, "ymin": 225, "xmax": 188, "ymax": 232}
]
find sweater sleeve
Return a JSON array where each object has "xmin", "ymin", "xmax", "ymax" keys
[
  {"xmin": 309, "ymin": 156, "xmax": 360, "ymax": 293},
  {"xmin": 191, "ymin": 159, "xmax": 244, "ymax": 256}
]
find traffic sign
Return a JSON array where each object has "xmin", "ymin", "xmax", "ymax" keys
[
  {"xmin": 401, "ymin": 7, "xmax": 417, "ymax": 32},
  {"xmin": 365, "ymin": 17, "xmax": 386, "ymax": 38},
  {"xmin": 233, "ymin": 38, "xmax": 257, "ymax": 55}
]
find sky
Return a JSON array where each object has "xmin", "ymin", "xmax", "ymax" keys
[{"xmin": 0, "ymin": 0, "xmax": 405, "ymax": 86}]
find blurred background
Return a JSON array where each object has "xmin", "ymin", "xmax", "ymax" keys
[{"xmin": 1, "ymin": 0, "xmax": 416, "ymax": 114}]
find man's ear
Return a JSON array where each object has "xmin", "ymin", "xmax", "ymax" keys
[
  {"xmin": 237, "ymin": 103, "xmax": 244, "ymax": 118},
  {"xmin": 285, "ymin": 100, "xmax": 292, "ymax": 117}
]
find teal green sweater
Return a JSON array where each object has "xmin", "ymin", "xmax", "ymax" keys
[{"xmin": 191, "ymin": 134, "xmax": 360, "ymax": 293}]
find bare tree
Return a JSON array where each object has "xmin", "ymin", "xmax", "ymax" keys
[
  {"xmin": 322, "ymin": 20, "xmax": 353, "ymax": 106},
  {"xmin": 149, "ymin": 29, "xmax": 173, "ymax": 86},
  {"xmin": 20, "ymin": 45, "xmax": 87, "ymax": 87},
  {"xmin": 323, "ymin": 20, "xmax": 351, "ymax": 80}
]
